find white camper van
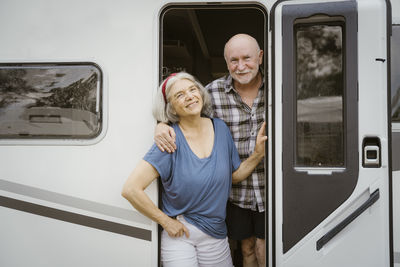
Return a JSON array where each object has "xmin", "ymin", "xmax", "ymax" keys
[{"xmin": 0, "ymin": 0, "xmax": 398, "ymax": 266}]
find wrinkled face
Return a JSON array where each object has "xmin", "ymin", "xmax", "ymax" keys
[
  {"xmin": 225, "ymin": 37, "xmax": 263, "ymax": 85},
  {"xmin": 168, "ymin": 79, "xmax": 203, "ymax": 118}
]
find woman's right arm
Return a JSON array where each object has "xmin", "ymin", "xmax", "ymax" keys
[
  {"xmin": 121, "ymin": 160, "xmax": 189, "ymax": 237},
  {"xmin": 154, "ymin": 123, "xmax": 177, "ymax": 153}
]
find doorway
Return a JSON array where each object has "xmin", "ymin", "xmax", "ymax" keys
[{"xmin": 160, "ymin": 3, "xmax": 267, "ymax": 267}]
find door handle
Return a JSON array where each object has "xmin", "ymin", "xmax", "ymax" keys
[
  {"xmin": 316, "ymin": 189, "xmax": 380, "ymax": 251},
  {"xmin": 362, "ymin": 137, "xmax": 381, "ymax": 168}
]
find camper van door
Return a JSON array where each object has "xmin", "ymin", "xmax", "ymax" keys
[{"xmin": 271, "ymin": 0, "xmax": 392, "ymax": 266}]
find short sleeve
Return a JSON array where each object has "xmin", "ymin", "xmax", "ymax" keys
[{"xmin": 143, "ymin": 143, "xmax": 173, "ymax": 179}]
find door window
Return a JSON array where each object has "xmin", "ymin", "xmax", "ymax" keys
[
  {"xmin": 392, "ymin": 25, "xmax": 400, "ymax": 123},
  {"xmin": 295, "ymin": 23, "xmax": 344, "ymax": 167}
]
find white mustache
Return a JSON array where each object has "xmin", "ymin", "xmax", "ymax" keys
[{"xmin": 235, "ymin": 71, "xmax": 251, "ymax": 74}]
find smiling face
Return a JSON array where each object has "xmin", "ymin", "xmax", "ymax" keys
[
  {"xmin": 224, "ymin": 34, "xmax": 263, "ymax": 85},
  {"xmin": 168, "ymin": 78, "xmax": 203, "ymax": 118}
]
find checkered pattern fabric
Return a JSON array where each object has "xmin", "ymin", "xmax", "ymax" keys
[{"xmin": 206, "ymin": 74, "xmax": 265, "ymax": 212}]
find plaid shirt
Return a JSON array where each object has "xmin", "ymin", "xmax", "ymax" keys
[{"xmin": 206, "ymin": 73, "xmax": 265, "ymax": 212}]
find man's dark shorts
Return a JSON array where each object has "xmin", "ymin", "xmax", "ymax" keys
[{"xmin": 226, "ymin": 201, "xmax": 265, "ymax": 240}]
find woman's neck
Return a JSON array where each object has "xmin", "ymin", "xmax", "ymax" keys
[
  {"xmin": 178, "ymin": 115, "xmax": 205, "ymax": 133},
  {"xmin": 178, "ymin": 116, "xmax": 214, "ymax": 159}
]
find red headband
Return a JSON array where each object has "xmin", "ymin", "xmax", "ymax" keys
[{"xmin": 162, "ymin": 73, "xmax": 177, "ymax": 103}]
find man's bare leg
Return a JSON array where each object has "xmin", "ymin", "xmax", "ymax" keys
[
  {"xmin": 255, "ymin": 238, "xmax": 266, "ymax": 266},
  {"xmin": 242, "ymin": 236, "xmax": 258, "ymax": 267}
]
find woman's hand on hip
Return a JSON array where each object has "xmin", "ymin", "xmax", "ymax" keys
[{"xmin": 162, "ymin": 217, "xmax": 190, "ymax": 238}]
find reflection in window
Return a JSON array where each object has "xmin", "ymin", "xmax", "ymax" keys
[
  {"xmin": 295, "ymin": 24, "xmax": 344, "ymax": 167},
  {"xmin": 392, "ymin": 25, "xmax": 400, "ymax": 122},
  {"xmin": 0, "ymin": 64, "xmax": 102, "ymax": 139}
]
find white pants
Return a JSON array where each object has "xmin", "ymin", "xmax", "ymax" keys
[{"xmin": 161, "ymin": 215, "xmax": 233, "ymax": 267}]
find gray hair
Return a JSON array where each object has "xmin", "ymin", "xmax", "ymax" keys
[{"xmin": 152, "ymin": 72, "xmax": 213, "ymax": 123}]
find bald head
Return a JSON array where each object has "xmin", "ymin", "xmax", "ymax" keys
[{"xmin": 224, "ymin": 34, "xmax": 261, "ymax": 60}]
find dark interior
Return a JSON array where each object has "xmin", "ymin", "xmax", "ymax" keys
[{"xmin": 161, "ymin": 5, "xmax": 266, "ymax": 86}]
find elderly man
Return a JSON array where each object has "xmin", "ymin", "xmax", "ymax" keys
[{"xmin": 155, "ymin": 34, "xmax": 266, "ymax": 267}]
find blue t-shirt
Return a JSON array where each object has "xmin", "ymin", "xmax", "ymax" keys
[{"xmin": 143, "ymin": 118, "xmax": 241, "ymax": 239}]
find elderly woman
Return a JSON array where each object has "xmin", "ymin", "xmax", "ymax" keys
[{"xmin": 122, "ymin": 72, "xmax": 266, "ymax": 267}]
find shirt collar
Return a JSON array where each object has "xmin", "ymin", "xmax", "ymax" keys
[{"xmin": 223, "ymin": 74, "xmax": 235, "ymax": 93}]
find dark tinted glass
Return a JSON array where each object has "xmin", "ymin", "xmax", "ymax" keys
[
  {"xmin": 0, "ymin": 64, "xmax": 102, "ymax": 139},
  {"xmin": 392, "ymin": 25, "xmax": 400, "ymax": 122},
  {"xmin": 295, "ymin": 24, "xmax": 344, "ymax": 167}
]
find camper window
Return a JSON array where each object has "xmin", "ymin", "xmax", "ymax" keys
[
  {"xmin": 392, "ymin": 25, "xmax": 400, "ymax": 123},
  {"xmin": 295, "ymin": 23, "xmax": 345, "ymax": 167},
  {"xmin": 0, "ymin": 63, "xmax": 102, "ymax": 139}
]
